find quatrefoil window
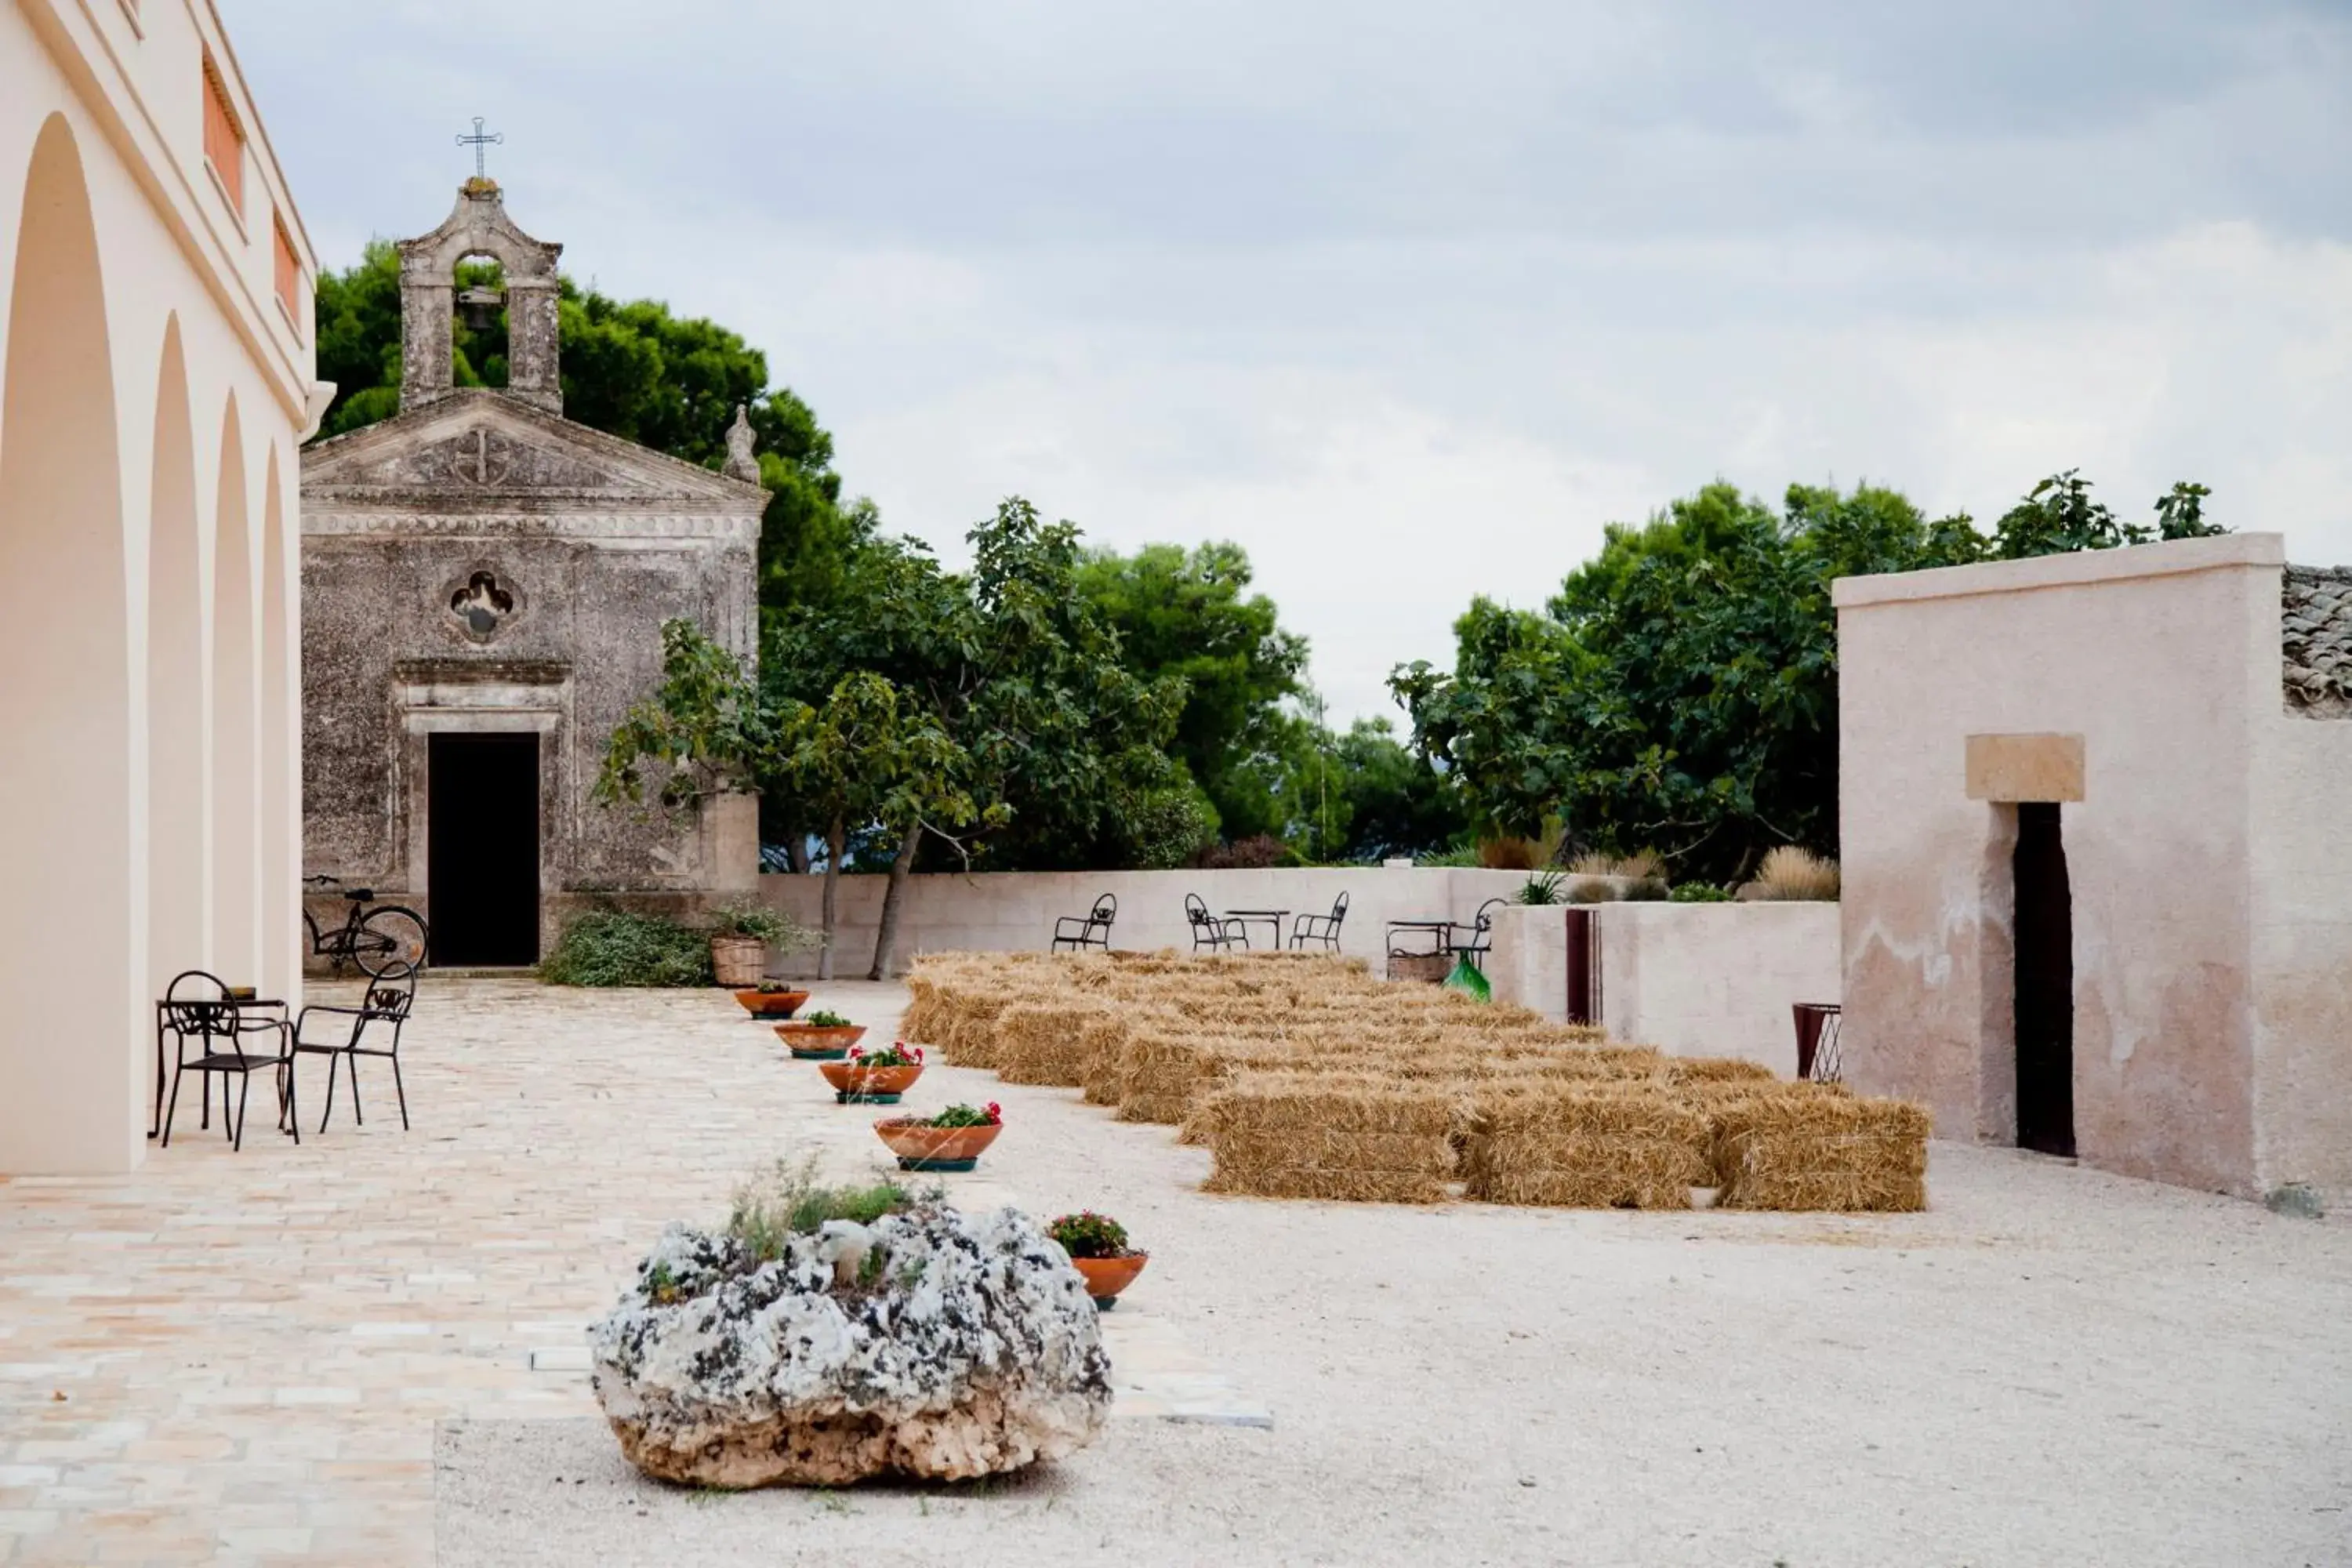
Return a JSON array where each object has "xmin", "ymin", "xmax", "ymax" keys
[{"xmin": 449, "ymin": 571, "xmax": 517, "ymax": 639}]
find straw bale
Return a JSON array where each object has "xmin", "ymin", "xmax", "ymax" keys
[
  {"xmin": 1664, "ymin": 1055, "xmax": 1779, "ymax": 1085},
  {"xmin": 994, "ymin": 1002, "xmax": 1112, "ymax": 1087},
  {"xmin": 1710, "ymin": 1091, "xmax": 1930, "ymax": 1211},
  {"xmin": 1198, "ymin": 1074, "xmax": 1461, "ymax": 1203},
  {"xmin": 936, "ymin": 989, "xmax": 1017, "ymax": 1069},
  {"xmin": 1078, "ymin": 1014, "xmax": 1140, "ymax": 1105},
  {"xmin": 1461, "ymin": 1084, "xmax": 1711, "ymax": 1209}
]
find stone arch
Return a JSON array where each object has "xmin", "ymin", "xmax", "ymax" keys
[
  {"xmin": 0, "ymin": 114, "xmax": 132, "ymax": 1171},
  {"xmin": 396, "ymin": 183, "xmax": 564, "ymax": 413},
  {"xmin": 258, "ymin": 452, "xmax": 294, "ymax": 1000},
  {"xmin": 147, "ymin": 316, "xmax": 204, "ymax": 994},
  {"xmin": 210, "ymin": 394, "xmax": 257, "ymax": 984}
]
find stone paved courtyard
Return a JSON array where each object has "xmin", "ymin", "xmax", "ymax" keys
[{"xmin": 5, "ymin": 978, "xmax": 2350, "ymax": 1566}]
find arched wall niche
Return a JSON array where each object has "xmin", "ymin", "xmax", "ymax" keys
[
  {"xmin": 259, "ymin": 452, "xmax": 294, "ymax": 1000},
  {"xmin": 148, "ymin": 315, "xmax": 205, "ymax": 993},
  {"xmin": 209, "ymin": 393, "xmax": 257, "ymax": 986},
  {"xmin": 0, "ymin": 114, "xmax": 135, "ymax": 1171}
]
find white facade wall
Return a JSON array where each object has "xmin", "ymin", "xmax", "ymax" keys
[
  {"xmin": 757, "ymin": 866, "xmax": 1528, "ymax": 977},
  {"xmin": 1835, "ymin": 532, "xmax": 2352, "ymax": 1206},
  {"xmin": 1487, "ymin": 902, "xmax": 1841, "ymax": 1075},
  {"xmin": 1, "ymin": 0, "xmax": 314, "ymax": 1171}
]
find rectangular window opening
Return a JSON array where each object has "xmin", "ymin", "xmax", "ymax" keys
[{"xmin": 201, "ymin": 53, "xmax": 245, "ymax": 218}]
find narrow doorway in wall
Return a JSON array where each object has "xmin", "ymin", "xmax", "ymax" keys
[
  {"xmin": 2013, "ymin": 801, "xmax": 2075, "ymax": 1156},
  {"xmin": 427, "ymin": 733, "xmax": 540, "ymax": 967}
]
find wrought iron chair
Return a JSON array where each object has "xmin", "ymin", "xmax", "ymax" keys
[
  {"xmin": 1050, "ymin": 894, "xmax": 1117, "ymax": 953},
  {"xmin": 1446, "ymin": 898, "xmax": 1508, "ymax": 969},
  {"xmin": 1185, "ymin": 891, "xmax": 1245, "ymax": 951},
  {"xmin": 160, "ymin": 969, "xmax": 296, "ymax": 1152},
  {"xmin": 290, "ymin": 960, "xmax": 418, "ymax": 1132},
  {"xmin": 1289, "ymin": 891, "xmax": 1349, "ymax": 952}
]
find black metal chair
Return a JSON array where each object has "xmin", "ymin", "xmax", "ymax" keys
[
  {"xmin": 160, "ymin": 970, "xmax": 296, "ymax": 1152},
  {"xmin": 1446, "ymin": 898, "xmax": 1508, "ymax": 968},
  {"xmin": 1050, "ymin": 894, "xmax": 1117, "ymax": 953},
  {"xmin": 1185, "ymin": 891, "xmax": 1245, "ymax": 952},
  {"xmin": 290, "ymin": 960, "xmax": 417, "ymax": 1132},
  {"xmin": 1289, "ymin": 891, "xmax": 1349, "ymax": 952}
]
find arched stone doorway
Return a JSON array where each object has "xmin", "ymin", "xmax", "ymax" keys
[
  {"xmin": 148, "ymin": 318, "xmax": 205, "ymax": 993},
  {"xmin": 210, "ymin": 397, "xmax": 257, "ymax": 985},
  {"xmin": 0, "ymin": 115, "xmax": 132, "ymax": 1171}
]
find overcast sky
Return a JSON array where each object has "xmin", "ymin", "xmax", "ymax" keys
[{"xmin": 229, "ymin": 0, "xmax": 2352, "ymax": 723}]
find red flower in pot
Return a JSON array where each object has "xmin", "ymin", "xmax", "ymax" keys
[
  {"xmin": 1047, "ymin": 1210, "xmax": 1149, "ymax": 1309},
  {"xmin": 874, "ymin": 1102, "xmax": 1000, "ymax": 1172},
  {"xmin": 774, "ymin": 1010, "xmax": 866, "ymax": 1059},
  {"xmin": 819, "ymin": 1040, "xmax": 925, "ymax": 1104}
]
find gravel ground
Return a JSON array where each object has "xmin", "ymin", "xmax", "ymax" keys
[{"xmin": 437, "ymin": 981, "xmax": 2352, "ymax": 1568}]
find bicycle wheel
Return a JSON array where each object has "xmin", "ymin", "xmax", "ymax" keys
[
  {"xmin": 303, "ymin": 907, "xmax": 322, "ymax": 956},
  {"xmin": 355, "ymin": 906, "xmax": 429, "ymax": 976}
]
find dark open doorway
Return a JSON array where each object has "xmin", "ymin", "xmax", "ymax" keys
[
  {"xmin": 428, "ymin": 732, "xmax": 540, "ymax": 967},
  {"xmin": 2013, "ymin": 801, "xmax": 2074, "ymax": 1156}
]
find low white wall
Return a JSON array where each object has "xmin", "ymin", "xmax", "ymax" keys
[
  {"xmin": 1488, "ymin": 902, "xmax": 1841, "ymax": 1076},
  {"xmin": 757, "ymin": 866, "xmax": 1531, "ymax": 978}
]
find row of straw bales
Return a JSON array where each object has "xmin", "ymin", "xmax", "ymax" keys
[{"xmin": 901, "ymin": 949, "xmax": 1929, "ymax": 1210}]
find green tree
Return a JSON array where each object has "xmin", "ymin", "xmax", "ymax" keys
[
  {"xmin": 1073, "ymin": 541, "xmax": 1308, "ymax": 842},
  {"xmin": 1393, "ymin": 473, "xmax": 2222, "ymax": 884}
]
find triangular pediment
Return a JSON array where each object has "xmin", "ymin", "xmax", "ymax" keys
[{"xmin": 300, "ymin": 390, "xmax": 765, "ymax": 512}]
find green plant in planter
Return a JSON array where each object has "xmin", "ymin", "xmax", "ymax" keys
[
  {"xmin": 802, "ymin": 1009, "xmax": 853, "ymax": 1029},
  {"xmin": 1046, "ymin": 1210, "xmax": 1134, "ymax": 1259},
  {"xmin": 707, "ymin": 899, "xmax": 821, "ymax": 950},
  {"xmin": 1518, "ymin": 869, "xmax": 1565, "ymax": 906},
  {"xmin": 924, "ymin": 1102, "xmax": 1002, "ymax": 1129},
  {"xmin": 755, "ymin": 979, "xmax": 802, "ymax": 993},
  {"xmin": 1668, "ymin": 881, "xmax": 1733, "ymax": 903},
  {"xmin": 727, "ymin": 1155, "xmax": 916, "ymax": 1265}
]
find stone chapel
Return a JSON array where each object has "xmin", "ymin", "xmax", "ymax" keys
[{"xmin": 299, "ymin": 177, "xmax": 765, "ymax": 967}]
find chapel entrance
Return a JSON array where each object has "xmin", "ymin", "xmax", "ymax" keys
[
  {"xmin": 2013, "ymin": 801, "xmax": 2074, "ymax": 1157},
  {"xmin": 427, "ymin": 732, "xmax": 540, "ymax": 966}
]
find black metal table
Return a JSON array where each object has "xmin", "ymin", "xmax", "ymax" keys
[
  {"xmin": 1384, "ymin": 918, "xmax": 1454, "ymax": 955},
  {"xmin": 1223, "ymin": 909, "xmax": 1289, "ymax": 949},
  {"xmin": 152, "ymin": 996, "xmax": 287, "ymax": 1140}
]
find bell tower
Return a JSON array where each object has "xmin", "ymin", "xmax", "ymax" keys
[{"xmin": 394, "ymin": 174, "xmax": 564, "ymax": 415}]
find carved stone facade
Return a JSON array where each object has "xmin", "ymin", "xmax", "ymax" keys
[{"xmin": 300, "ymin": 183, "xmax": 766, "ymax": 966}]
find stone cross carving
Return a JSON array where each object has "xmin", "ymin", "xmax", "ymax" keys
[
  {"xmin": 457, "ymin": 117, "xmax": 503, "ymax": 180},
  {"xmin": 722, "ymin": 405, "xmax": 761, "ymax": 483}
]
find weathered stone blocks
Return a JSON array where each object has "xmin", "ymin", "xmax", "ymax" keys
[{"xmin": 588, "ymin": 1206, "xmax": 1112, "ymax": 1486}]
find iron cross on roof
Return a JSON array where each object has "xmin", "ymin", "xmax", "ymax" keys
[{"xmin": 456, "ymin": 116, "xmax": 503, "ymax": 179}]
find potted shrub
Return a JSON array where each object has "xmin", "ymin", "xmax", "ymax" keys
[
  {"xmin": 775, "ymin": 1009, "xmax": 866, "ymax": 1060},
  {"xmin": 818, "ymin": 1040, "xmax": 925, "ymax": 1104},
  {"xmin": 733, "ymin": 979, "xmax": 811, "ymax": 1018},
  {"xmin": 1047, "ymin": 1210, "xmax": 1149, "ymax": 1309},
  {"xmin": 874, "ymin": 1102, "xmax": 1002, "ymax": 1172},
  {"xmin": 706, "ymin": 901, "xmax": 818, "ymax": 989}
]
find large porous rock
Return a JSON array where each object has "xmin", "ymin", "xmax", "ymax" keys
[{"xmin": 588, "ymin": 1205, "xmax": 1112, "ymax": 1487}]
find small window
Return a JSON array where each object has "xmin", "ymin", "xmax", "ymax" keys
[
  {"xmin": 273, "ymin": 215, "xmax": 300, "ymax": 327},
  {"xmin": 201, "ymin": 54, "xmax": 244, "ymax": 216}
]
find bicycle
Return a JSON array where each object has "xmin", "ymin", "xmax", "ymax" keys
[{"xmin": 302, "ymin": 874, "xmax": 430, "ymax": 978}]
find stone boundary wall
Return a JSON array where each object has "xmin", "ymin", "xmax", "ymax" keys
[
  {"xmin": 755, "ymin": 866, "xmax": 1531, "ymax": 978},
  {"xmin": 1487, "ymin": 902, "xmax": 1841, "ymax": 1076}
]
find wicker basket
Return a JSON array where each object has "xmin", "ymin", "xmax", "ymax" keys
[
  {"xmin": 1386, "ymin": 951, "xmax": 1451, "ymax": 984},
  {"xmin": 709, "ymin": 935, "xmax": 767, "ymax": 988}
]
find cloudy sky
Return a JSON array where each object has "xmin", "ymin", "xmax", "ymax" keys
[{"xmin": 230, "ymin": 0, "xmax": 2352, "ymax": 722}]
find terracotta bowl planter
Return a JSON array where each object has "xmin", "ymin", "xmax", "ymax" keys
[
  {"xmin": 874, "ymin": 1118, "xmax": 1000, "ymax": 1173},
  {"xmin": 774, "ymin": 1022, "xmax": 866, "ymax": 1060},
  {"xmin": 734, "ymin": 988, "xmax": 810, "ymax": 1019},
  {"xmin": 817, "ymin": 1059, "xmax": 924, "ymax": 1105},
  {"xmin": 1070, "ymin": 1252, "xmax": 1149, "ymax": 1309}
]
